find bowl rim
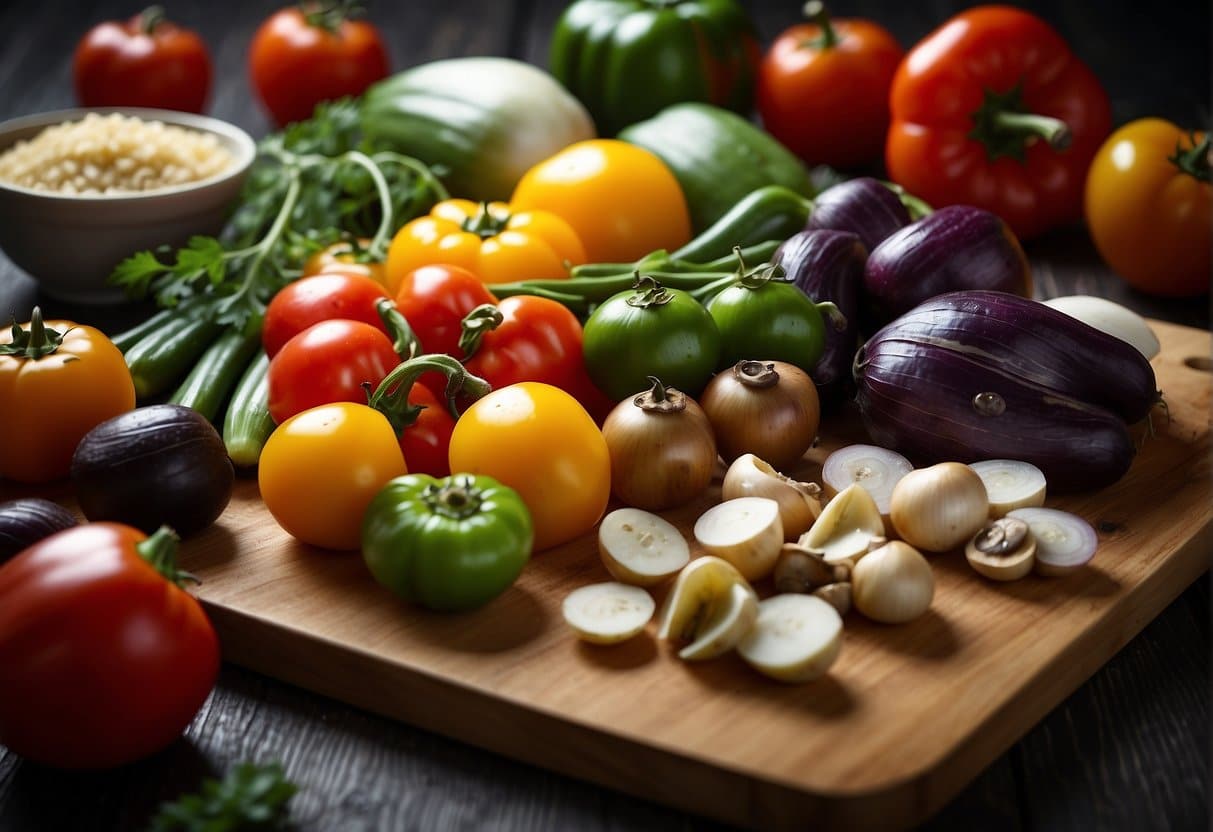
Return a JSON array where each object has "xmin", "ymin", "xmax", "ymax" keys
[{"xmin": 0, "ymin": 106, "xmax": 258, "ymax": 202}]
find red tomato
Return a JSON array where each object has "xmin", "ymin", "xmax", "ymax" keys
[
  {"xmin": 262, "ymin": 272, "xmax": 389, "ymax": 358},
  {"xmin": 0, "ymin": 523, "xmax": 219, "ymax": 769},
  {"xmin": 394, "ymin": 265, "xmax": 499, "ymax": 359},
  {"xmin": 249, "ymin": 5, "xmax": 389, "ymax": 126},
  {"xmin": 267, "ymin": 319, "xmax": 400, "ymax": 424},
  {"xmin": 398, "ymin": 384, "xmax": 456, "ymax": 478},
  {"xmin": 73, "ymin": 7, "xmax": 212, "ymax": 113},
  {"xmin": 463, "ymin": 296, "xmax": 585, "ymax": 394}
]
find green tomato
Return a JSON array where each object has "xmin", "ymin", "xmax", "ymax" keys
[
  {"xmin": 706, "ymin": 281, "xmax": 826, "ymax": 372},
  {"xmin": 582, "ymin": 278, "xmax": 721, "ymax": 401},
  {"xmin": 361, "ymin": 473, "xmax": 533, "ymax": 612}
]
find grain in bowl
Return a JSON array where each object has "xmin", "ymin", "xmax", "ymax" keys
[{"xmin": 0, "ymin": 112, "xmax": 235, "ymax": 195}]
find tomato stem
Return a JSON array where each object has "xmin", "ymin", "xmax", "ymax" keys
[
  {"xmin": 802, "ymin": 1, "xmax": 839, "ymax": 49},
  {"xmin": 458, "ymin": 304, "xmax": 505, "ymax": 359},
  {"xmin": 135, "ymin": 526, "xmax": 197, "ymax": 588},
  {"xmin": 137, "ymin": 5, "xmax": 167, "ymax": 35},
  {"xmin": 625, "ymin": 274, "xmax": 676, "ymax": 308},
  {"xmin": 301, "ymin": 0, "xmax": 364, "ymax": 33},
  {"xmin": 376, "ymin": 298, "xmax": 422, "ymax": 360},
  {"xmin": 423, "ymin": 475, "xmax": 485, "ymax": 520},
  {"xmin": 368, "ymin": 354, "xmax": 492, "ymax": 428},
  {"xmin": 0, "ymin": 307, "xmax": 66, "ymax": 360},
  {"xmin": 970, "ymin": 86, "xmax": 1072, "ymax": 163},
  {"xmin": 462, "ymin": 203, "xmax": 510, "ymax": 239},
  {"xmin": 1170, "ymin": 132, "xmax": 1212, "ymax": 184}
]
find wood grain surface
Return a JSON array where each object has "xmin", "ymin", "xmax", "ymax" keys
[{"xmin": 0, "ymin": 1, "xmax": 1209, "ymax": 830}]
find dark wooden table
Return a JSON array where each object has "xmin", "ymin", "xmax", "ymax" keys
[{"xmin": 0, "ymin": 1, "xmax": 1208, "ymax": 829}]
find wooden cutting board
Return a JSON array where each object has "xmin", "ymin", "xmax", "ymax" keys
[{"xmin": 21, "ymin": 320, "xmax": 1213, "ymax": 829}]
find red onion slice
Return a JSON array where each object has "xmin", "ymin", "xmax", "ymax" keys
[
  {"xmin": 822, "ymin": 444, "xmax": 913, "ymax": 515},
  {"xmin": 1006, "ymin": 507, "xmax": 1097, "ymax": 576},
  {"xmin": 968, "ymin": 459, "xmax": 1047, "ymax": 517}
]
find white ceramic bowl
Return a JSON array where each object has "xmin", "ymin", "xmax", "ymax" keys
[{"xmin": 0, "ymin": 107, "xmax": 256, "ymax": 305}]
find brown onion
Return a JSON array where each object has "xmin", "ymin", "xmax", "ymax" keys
[
  {"xmin": 601, "ymin": 377, "xmax": 717, "ymax": 511},
  {"xmin": 699, "ymin": 360, "xmax": 820, "ymax": 470}
]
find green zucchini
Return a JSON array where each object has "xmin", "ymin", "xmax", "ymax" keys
[
  {"xmin": 108, "ymin": 309, "xmax": 175, "ymax": 354},
  {"xmin": 618, "ymin": 102, "xmax": 814, "ymax": 233},
  {"xmin": 169, "ymin": 328, "xmax": 263, "ymax": 423},
  {"xmin": 123, "ymin": 316, "xmax": 224, "ymax": 399},
  {"xmin": 222, "ymin": 351, "xmax": 275, "ymax": 468},
  {"xmin": 670, "ymin": 186, "xmax": 813, "ymax": 264}
]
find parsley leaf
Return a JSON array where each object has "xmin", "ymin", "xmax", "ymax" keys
[{"xmin": 147, "ymin": 761, "xmax": 298, "ymax": 832}]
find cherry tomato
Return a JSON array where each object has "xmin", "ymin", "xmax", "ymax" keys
[
  {"xmin": 0, "ymin": 309, "xmax": 135, "ymax": 484},
  {"xmin": 398, "ymin": 384, "xmax": 456, "ymax": 478},
  {"xmin": 393, "ymin": 264, "xmax": 499, "ymax": 360},
  {"xmin": 262, "ymin": 272, "xmax": 389, "ymax": 358},
  {"xmin": 249, "ymin": 4, "xmax": 390, "ymax": 127},
  {"xmin": 510, "ymin": 139, "xmax": 692, "ymax": 263},
  {"xmin": 462, "ymin": 296, "xmax": 585, "ymax": 395},
  {"xmin": 73, "ymin": 7, "xmax": 212, "ymax": 113},
  {"xmin": 0, "ymin": 523, "xmax": 219, "ymax": 769},
  {"xmin": 449, "ymin": 382, "xmax": 610, "ymax": 551},
  {"xmin": 1084, "ymin": 119, "xmax": 1211, "ymax": 297},
  {"xmin": 267, "ymin": 319, "xmax": 400, "ymax": 424},
  {"xmin": 259, "ymin": 403, "xmax": 407, "ymax": 550},
  {"xmin": 757, "ymin": 3, "xmax": 903, "ymax": 168},
  {"xmin": 302, "ymin": 238, "xmax": 387, "ymax": 286}
]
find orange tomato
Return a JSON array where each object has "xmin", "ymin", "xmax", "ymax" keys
[
  {"xmin": 510, "ymin": 139, "xmax": 691, "ymax": 263},
  {"xmin": 1084, "ymin": 119, "xmax": 1211, "ymax": 297},
  {"xmin": 302, "ymin": 239, "xmax": 387, "ymax": 286},
  {"xmin": 0, "ymin": 310, "xmax": 135, "ymax": 483}
]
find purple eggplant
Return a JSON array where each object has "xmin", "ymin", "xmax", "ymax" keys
[
  {"xmin": 862, "ymin": 206, "xmax": 1031, "ymax": 333},
  {"xmin": 773, "ymin": 229, "xmax": 866, "ymax": 407},
  {"xmin": 0, "ymin": 498, "xmax": 78, "ymax": 561},
  {"xmin": 805, "ymin": 177, "xmax": 912, "ymax": 252},
  {"xmin": 854, "ymin": 291, "xmax": 1159, "ymax": 493}
]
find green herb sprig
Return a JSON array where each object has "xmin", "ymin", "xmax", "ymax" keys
[{"xmin": 147, "ymin": 761, "xmax": 298, "ymax": 831}]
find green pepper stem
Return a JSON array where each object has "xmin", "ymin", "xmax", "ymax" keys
[
  {"xmin": 991, "ymin": 111, "xmax": 1071, "ymax": 151},
  {"xmin": 368, "ymin": 353, "xmax": 492, "ymax": 427},
  {"xmin": 803, "ymin": 1, "xmax": 839, "ymax": 49},
  {"xmin": 1170, "ymin": 132, "xmax": 1212, "ymax": 184},
  {"xmin": 135, "ymin": 526, "xmax": 197, "ymax": 588}
]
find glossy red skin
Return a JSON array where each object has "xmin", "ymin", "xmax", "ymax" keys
[
  {"xmin": 73, "ymin": 11, "xmax": 212, "ymax": 113},
  {"xmin": 758, "ymin": 18, "xmax": 903, "ymax": 168},
  {"xmin": 886, "ymin": 6, "xmax": 1111, "ymax": 240},
  {"xmin": 462, "ymin": 296, "xmax": 585, "ymax": 396},
  {"xmin": 267, "ymin": 319, "xmax": 400, "ymax": 424},
  {"xmin": 399, "ymin": 384, "xmax": 455, "ymax": 478},
  {"xmin": 0, "ymin": 523, "xmax": 219, "ymax": 769},
  {"xmin": 394, "ymin": 265, "xmax": 499, "ymax": 360},
  {"xmin": 249, "ymin": 7, "xmax": 390, "ymax": 126},
  {"xmin": 262, "ymin": 272, "xmax": 389, "ymax": 358}
]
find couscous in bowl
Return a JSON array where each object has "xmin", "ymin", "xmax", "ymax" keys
[{"xmin": 0, "ymin": 107, "xmax": 255, "ymax": 305}]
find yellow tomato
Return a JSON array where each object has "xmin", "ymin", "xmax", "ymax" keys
[
  {"xmin": 448, "ymin": 382, "xmax": 610, "ymax": 552},
  {"xmin": 258, "ymin": 403, "xmax": 407, "ymax": 550},
  {"xmin": 302, "ymin": 238, "xmax": 387, "ymax": 286},
  {"xmin": 1084, "ymin": 119, "xmax": 1210, "ymax": 297},
  {"xmin": 0, "ymin": 310, "xmax": 135, "ymax": 483},
  {"xmin": 510, "ymin": 139, "xmax": 692, "ymax": 264},
  {"xmin": 384, "ymin": 199, "xmax": 587, "ymax": 293}
]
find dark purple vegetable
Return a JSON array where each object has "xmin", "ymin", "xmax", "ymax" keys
[
  {"xmin": 0, "ymin": 498, "xmax": 78, "ymax": 561},
  {"xmin": 773, "ymin": 229, "xmax": 866, "ymax": 407},
  {"xmin": 854, "ymin": 291, "xmax": 1159, "ymax": 492},
  {"xmin": 805, "ymin": 177, "xmax": 911, "ymax": 252},
  {"xmin": 71, "ymin": 404, "xmax": 234, "ymax": 537},
  {"xmin": 862, "ymin": 205, "xmax": 1031, "ymax": 333}
]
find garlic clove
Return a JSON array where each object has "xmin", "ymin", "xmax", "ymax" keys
[
  {"xmin": 800, "ymin": 483, "xmax": 885, "ymax": 567},
  {"xmin": 851, "ymin": 540, "xmax": 934, "ymax": 624},
  {"xmin": 889, "ymin": 462, "xmax": 989, "ymax": 553},
  {"xmin": 965, "ymin": 517, "xmax": 1036, "ymax": 581},
  {"xmin": 737, "ymin": 594, "xmax": 843, "ymax": 683},
  {"xmin": 562, "ymin": 582, "xmax": 656, "ymax": 644},
  {"xmin": 693, "ymin": 497, "xmax": 784, "ymax": 581},
  {"xmin": 721, "ymin": 454, "xmax": 822, "ymax": 540},
  {"xmin": 598, "ymin": 508, "xmax": 691, "ymax": 586}
]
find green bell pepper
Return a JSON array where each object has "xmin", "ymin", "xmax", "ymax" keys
[
  {"xmin": 549, "ymin": 0, "xmax": 759, "ymax": 137},
  {"xmin": 362, "ymin": 474, "xmax": 533, "ymax": 612}
]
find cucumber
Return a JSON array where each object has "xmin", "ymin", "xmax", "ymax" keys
[
  {"xmin": 223, "ymin": 352, "xmax": 276, "ymax": 468},
  {"xmin": 169, "ymin": 328, "xmax": 262, "ymax": 422},
  {"xmin": 108, "ymin": 309, "xmax": 175, "ymax": 354},
  {"xmin": 670, "ymin": 186, "xmax": 813, "ymax": 264},
  {"xmin": 618, "ymin": 103, "xmax": 814, "ymax": 233},
  {"xmin": 123, "ymin": 316, "xmax": 225, "ymax": 399}
]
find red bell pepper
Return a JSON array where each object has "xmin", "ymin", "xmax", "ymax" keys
[{"xmin": 885, "ymin": 6, "xmax": 1112, "ymax": 240}]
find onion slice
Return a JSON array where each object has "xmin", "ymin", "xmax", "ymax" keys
[
  {"xmin": 822, "ymin": 444, "xmax": 913, "ymax": 515},
  {"xmin": 1006, "ymin": 507, "xmax": 1098, "ymax": 576},
  {"xmin": 969, "ymin": 459, "xmax": 1047, "ymax": 518}
]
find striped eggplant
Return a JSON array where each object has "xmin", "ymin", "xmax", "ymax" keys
[
  {"xmin": 804, "ymin": 177, "xmax": 911, "ymax": 252},
  {"xmin": 853, "ymin": 291, "xmax": 1160, "ymax": 492}
]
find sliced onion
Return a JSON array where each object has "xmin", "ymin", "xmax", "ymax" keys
[
  {"xmin": 968, "ymin": 459, "xmax": 1047, "ymax": 518},
  {"xmin": 1006, "ymin": 507, "xmax": 1097, "ymax": 576},
  {"xmin": 822, "ymin": 444, "xmax": 913, "ymax": 515}
]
